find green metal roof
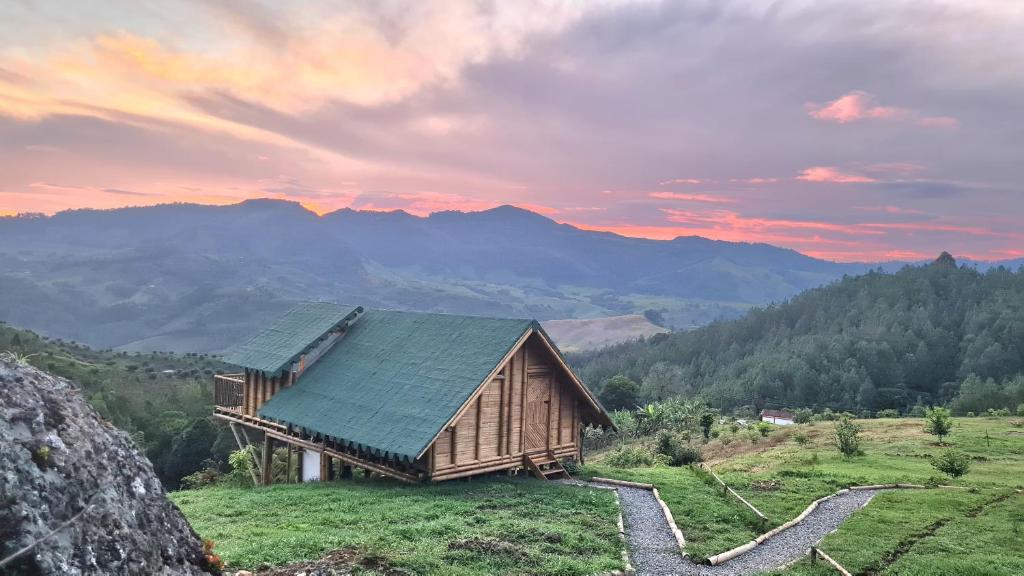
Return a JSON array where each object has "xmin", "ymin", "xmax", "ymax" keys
[
  {"xmin": 258, "ymin": 309, "xmax": 536, "ymax": 461},
  {"xmin": 221, "ymin": 302, "xmax": 362, "ymax": 374}
]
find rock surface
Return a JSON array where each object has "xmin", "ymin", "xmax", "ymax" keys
[{"xmin": 0, "ymin": 353, "xmax": 214, "ymax": 575}]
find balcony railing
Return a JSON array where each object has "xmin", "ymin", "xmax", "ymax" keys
[{"xmin": 214, "ymin": 373, "xmax": 245, "ymax": 413}]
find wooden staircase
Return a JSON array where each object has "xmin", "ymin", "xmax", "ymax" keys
[{"xmin": 524, "ymin": 451, "xmax": 570, "ymax": 480}]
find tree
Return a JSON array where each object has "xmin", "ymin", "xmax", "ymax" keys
[
  {"xmin": 699, "ymin": 412, "xmax": 715, "ymax": 441},
  {"xmin": 932, "ymin": 448, "xmax": 971, "ymax": 479},
  {"xmin": 924, "ymin": 406, "xmax": 954, "ymax": 444},
  {"xmin": 833, "ymin": 417, "xmax": 862, "ymax": 457},
  {"xmin": 599, "ymin": 375, "xmax": 640, "ymax": 411}
]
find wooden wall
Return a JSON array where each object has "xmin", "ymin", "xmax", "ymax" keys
[
  {"xmin": 428, "ymin": 333, "xmax": 584, "ymax": 480},
  {"xmin": 243, "ymin": 369, "xmax": 285, "ymax": 416}
]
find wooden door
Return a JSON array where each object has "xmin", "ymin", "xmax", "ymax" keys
[{"xmin": 525, "ymin": 372, "xmax": 550, "ymax": 452}]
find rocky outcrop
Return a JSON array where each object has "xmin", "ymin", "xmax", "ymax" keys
[{"xmin": 0, "ymin": 353, "xmax": 214, "ymax": 575}]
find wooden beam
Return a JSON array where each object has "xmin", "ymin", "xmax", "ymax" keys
[
  {"xmin": 261, "ymin": 436, "xmax": 274, "ymax": 486},
  {"xmin": 263, "ymin": 430, "xmax": 418, "ymax": 483},
  {"xmin": 474, "ymin": 397, "xmax": 482, "ymax": 461},
  {"xmin": 546, "ymin": 374, "xmax": 553, "ymax": 452},
  {"xmin": 520, "ymin": 349, "xmax": 527, "ymax": 453},
  {"xmin": 505, "ymin": 360, "xmax": 513, "ymax": 455},
  {"xmin": 450, "ymin": 426, "xmax": 457, "ymax": 466},
  {"xmin": 497, "ymin": 367, "xmax": 505, "ymax": 455}
]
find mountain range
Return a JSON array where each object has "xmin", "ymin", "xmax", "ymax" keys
[{"xmin": 1, "ymin": 199, "xmax": 1019, "ymax": 352}]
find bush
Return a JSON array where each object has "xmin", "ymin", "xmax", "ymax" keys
[
  {"xmin": 604, "ymin": 445, "xmax": 656, "ymax": 468},
  {"xmin": 876, "ymin": 408, "xmax": 900, "ymax": 418},
  {"xmin": 561, "ymin": 458, "xmax": 583, "ymax": 476},
  {"xmin": 793, "ymin": 408, "xmax": 813, "ymax": 424},
  {"xmin": 655, "ymin": 431, "xmax": 702, "ymax": 466},
  {"xmin": 1017, "ymin": 404, "xmax": 1024, "ymax": 417},
  {"xmin": 756, "ymin": 421, "xmax": 772, "ymax": 437},
  {"xmin": 967, "ymin": 411, "xmax": 976, "ymax": 417},
  {"xmin": 909, "ymin": 405, "xmax": 926, "ymax": 417},
  {"xmin": 924, "ymin": 407, "xmax": 954, "ymax": 444},
  {"xmin": 699, "ymin": 412, "xmax": 716, "ymax": 440},
  {"xmin": 793, "ymin": 432, "xmax": 810, "ymax": 445},
  {"xmin": 932, "ymin": 448, "xmax": 971, "ymax": 479},
  {"xmin": 181, "ymin": 465, "xmax": 222, "ymax": 489},
  {"xmin": 833, "ymin": 417, "xmax": 863, "ymax": 457}
]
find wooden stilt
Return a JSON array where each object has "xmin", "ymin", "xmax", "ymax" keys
[{"xmin": 261, "ymin": 437, "xmax": 274, "ymax": 486}]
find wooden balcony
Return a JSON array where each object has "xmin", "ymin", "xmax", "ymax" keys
[{"xmin": 213, "ymin": 373, "xmax": 245, "ymax": 414}]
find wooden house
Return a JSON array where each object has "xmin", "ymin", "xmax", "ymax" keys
[{"xmin": 213, "ymin": 302, "xmax": 613, "ymax": 484}]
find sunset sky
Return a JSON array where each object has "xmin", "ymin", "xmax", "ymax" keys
[{"xmin": 1, "ymin": 1, "xmax": 1022, "ymax": 262}]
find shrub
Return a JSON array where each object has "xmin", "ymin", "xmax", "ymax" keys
[
  {"xmin": 793, "ymin": 408, "xmax": 813, "ymax": 424},
  {"xmin": 1017, "ymin": 404, "xmax": 1024, "ymax": 417},
  {"xmin": 924, "ymin": 407, "xmax": 954, "ymax": 444},
  {"xmin": 793, "ymin": 432, "xmax": 810, "ymax": 445},
  {"xmin": 610, "ymin": 410, "xmax": 638, "ymax": 438},
  {"xmin": 932, "ymin": 448, "xmax": 971, "ymax": 479},
  {"xmin": 909, "ymin": 405, "xmax": 926, "ymax": 417},
  {"xmin": 655, "ymin": 431, "xmax": 702, "ymax": 466},
  {"xmin": 967, "ymin": 411, "xmax": 976, "ymax": 417},
  {"xmin": 994, "ymin": 408, "xmax": 1011, "ymax": 417},
  {"xmin": 756, "ymin": 421, "xmax": 772, "ymax": 437},
  {"xmin": 876, "ymin": 408, "xmax": 900, "ymax": 418},
  {"xmin": 604, "ymin": 445, "xmax": 656, "ymax": 468},
  {"xmin": 746, "ymin": 429, "xmax": 760, "ymax": 444},
  {"xmin": 561, "ymin": 458, "xmax": 583, "ymax": 476},
  {"xmin": 222, "ymin": 446, "xmax": 258, "ymax": 487},
  {"xmin": 833, "ymin": 417, "xmax": 863, "ymax": 457},
  {"xmin": 181, "ymin": 465, "xmax": 222, "ymax": 490}
]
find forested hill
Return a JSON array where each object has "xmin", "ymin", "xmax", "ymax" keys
[{"xmin": 571, "ymin": 253, "xmax": 1024, "ymax": 415}]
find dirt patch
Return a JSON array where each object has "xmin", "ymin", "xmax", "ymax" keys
[
  {"xmin": 448, "ymin": 537, "xmax": 527, "ymax": 560},
  {"xmin": 751, "ymin": 479, "xmax": 783, "ymax": 492},
  {"xmin": 250, "ymin": 548, "xmax": 411, "ymax": 576}
]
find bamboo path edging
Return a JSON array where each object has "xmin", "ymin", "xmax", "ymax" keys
[
  {"xmin": 810, "ymin": 546, "xmax": 853, "ymax": 576},
  {"xmin": 591, "ymin": 477, "xmax": 655, "ymax": 490},
  {"xmin": 652, "ymin": 487, "xmax": 687, "ymax": 553},
  {"xmin": 698, "ymin": 463, "xmax": 770, "ymax": 523},
  {"xmin": 705, "ymin": 483, "xmax": 963, "ymax": 566}
]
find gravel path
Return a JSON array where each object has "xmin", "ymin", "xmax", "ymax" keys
[{"xmin": 563, "ymin": 480, "xmax": 879, "ymax": 576}]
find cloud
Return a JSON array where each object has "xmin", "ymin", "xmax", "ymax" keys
[
  {"xmin": 807, "ymin": 90, "xmax": 959, "ymax": 130},
  {"xmin": 806, "ymin": 91, "xmax": 911, "ymax": 123},
  {"xmin": 1, "ymin": 1, "xmax": 1023, "ymax": 260},
  {"xmin": 658, "ymin": 178, "xmax": 703, "ymax": 185},
  {"xmin": 796, "ymin": 167, "xmax": 876, "ymax": 183},
  {"xmin": 648, "ymin": 191, "xmax": 736, "ymax": 204}
]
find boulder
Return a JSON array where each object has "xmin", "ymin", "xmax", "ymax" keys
[{"xmin": 0, "ymin": 353, "xmax": 215, "ymax": 575}]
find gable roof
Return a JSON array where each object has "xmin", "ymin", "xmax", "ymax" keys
[
  {"xmin": 761, "ymin": 409, "xmax": 795, "ymax": 419},
  {"xmin": 222, "ymin": 302, "xmax": 362, "ymax": 374},
  {"xmin": 257, "ymin": 309, "xmax": 537, "ymax": 461}
]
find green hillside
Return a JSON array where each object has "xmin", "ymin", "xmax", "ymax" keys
[{"xmin": 572, "ymin": 254, "xmax": 1024, "ymax": 415}]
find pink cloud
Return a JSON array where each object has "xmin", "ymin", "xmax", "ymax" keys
[
  {"xmin": 796, "ymin": 166, "xmax": 876, "ymax": 183},
  {"xmin": 807, "ymin": 91, "xmax": 957, "ymax": 129},
  {"xmin": 658, "ymin": 178, "xmax": 703, "ymax": 185},
  {"xmin": 806, "ymin": 91, "xmax": 911, "ymax": 123},
  {"xmin": 648, "ymin": 191, "xmax": 736, "ymax": 204},
  {"xmin": 917, "ymin": 116, "xmax": 959, "ymax": 130}
]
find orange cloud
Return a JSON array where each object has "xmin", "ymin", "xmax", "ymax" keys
[
  {"xmin": 796, "ymin": 166, "xmax": 876, "ymax": 183},
  {"xmin": 648, "ymin": 191, "xmax": 736, "ymax": 204}
]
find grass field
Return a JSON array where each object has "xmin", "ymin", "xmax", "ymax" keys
[
  {"xmin": 172, "ymin": 477, "xmax": 624, "ymax": 575},
  {"xmin": 585, "ymin": 417, "xmax": 1024, "ymax": 573}
]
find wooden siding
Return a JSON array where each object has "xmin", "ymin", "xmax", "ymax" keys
[{"xmin": 428, "ymin": 332, "xmax": 586, "ymax": 478}]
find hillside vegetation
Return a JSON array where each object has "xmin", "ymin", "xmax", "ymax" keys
[
  {"xmin": 573, "ymin": 254, "xmax": 1024, "ymax": 414},
  {"xmin": 542, "ymin": 314, "xmax": 670, "ymax": 352}
]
